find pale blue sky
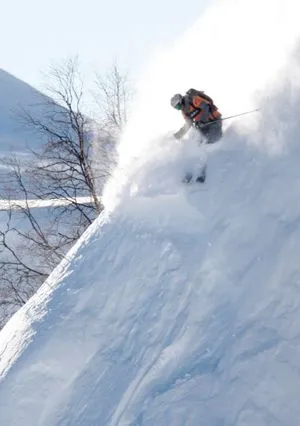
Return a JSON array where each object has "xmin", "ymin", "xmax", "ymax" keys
[{"xmin": 2, "ymin": 0, "xmax": 209, "ymax": 90}]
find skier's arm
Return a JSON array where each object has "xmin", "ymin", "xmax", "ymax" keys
[{"xmin": 174, "ymin": 120, "xmax": 192, "ymax": 139}]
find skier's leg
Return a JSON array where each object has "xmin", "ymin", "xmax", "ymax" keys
[
  {"xmin": 195, "ymin": 164, "xmax": 206, "ymax": 183},
  {"xmin": 194, "ymin": 139, "xmax": 207, "ymax": 183},
  {"xmin": 205, "ymin": 120, "xmax": 223, "ymax": 144},
  {"xmin": 182, "ymin": 172, "xmax": 193, "ymax": 184},
  {"xmin": 197, "ymin": 120, "xmax": 222, "ymax": 144}
]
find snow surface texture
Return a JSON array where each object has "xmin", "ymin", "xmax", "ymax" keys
[
  {"xmin": 1, "ymin": 0, "xmax": 300, "ymax": 425},
  {"xmin": 0, "ymin": 69, "xmax": 48, "ymax": 153}
]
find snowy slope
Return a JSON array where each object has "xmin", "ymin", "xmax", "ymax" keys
[
  {"xmin": 0, "ymin": 68, "xmax": 48, "ymax": 153},
  {"xmin": 1, "ymin": 0, "xmax": 300, "ymax": 425},
  {"xmin": 1, "ymin": 95, "xmax": 300, "ymax": 426}
]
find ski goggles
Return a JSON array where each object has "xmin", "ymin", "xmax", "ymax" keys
[{"xmin": 175, "ymin": 103, "xmax": 182, "ymax": 110}]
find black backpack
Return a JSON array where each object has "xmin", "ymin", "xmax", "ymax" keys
[{"xmin": 186, "ymin": 88, "xmax": 216, "ymax": 110}]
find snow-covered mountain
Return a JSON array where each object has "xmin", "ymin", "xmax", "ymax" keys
[
  {"xmin": 1, "ymin": 0, "xmax": 300, "ymax": 425},
  {"xmin": 0, "ymin": 68, "xmax": 48, "ymax": 154}
]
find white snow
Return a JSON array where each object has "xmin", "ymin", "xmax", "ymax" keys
[
  {"xmin": 1, "ymin": 1, "xmax": 300, "ymax": 425},
  {"xmin": 0, "ymin": 197, "xmax": 93, "ymax": 211},
  {"xmin": 0, "ymin": 69, "xmax": 49, "ymax": 153}
]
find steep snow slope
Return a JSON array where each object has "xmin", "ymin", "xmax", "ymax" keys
[
  {"xmin": 0, "ymin": 69, "xmax": 48, "ymax": 153},
  {"xmin": 1, "ymin": 85, "xmax": 300, "ymax": 426},
  {"xmin": 2, "ymin": 113, "xmax": 300, "ymax": 426},
  {"xmin": 1, "ymin": 0, "xmax": 300, "ymax": 425}
]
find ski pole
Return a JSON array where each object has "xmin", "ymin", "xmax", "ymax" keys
[
  {"xmin": 219, "ymin": 108, "xmax": 260, "ymax": 122},
  {"xmin": 199, "ymin": 108, "xmax": 260, "ymax": 128}
]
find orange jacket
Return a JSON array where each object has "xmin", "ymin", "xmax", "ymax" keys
[{"xmin": 182, "ymin": 91, "xmax": 221, "ymax": 124}]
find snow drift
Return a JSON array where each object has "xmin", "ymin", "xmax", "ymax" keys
[{"xmin": 1, "ymin": 1, "xmax": 300, "ymax": 425}]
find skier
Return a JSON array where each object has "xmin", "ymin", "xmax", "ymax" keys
[
  {"xmin": 171, "ymin": 89, "xmax": 223, "ymax": 183},
  {"xmin": 171, "ymin": 88, "xmax": 222, "ymax": 144}
]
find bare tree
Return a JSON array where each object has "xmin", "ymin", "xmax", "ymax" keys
[
  {"xmin": 92, "ymin": 62, "xmax": 134, "ymax": 192},
  {"xmin": 0, "ymin": 58, "xmax": 134, "ymax": 329},
  {"xmin": 0, "ymin": 205, "xmax": 48, "ymax": 328},
  {"xmin": 0, "ymin": 158, "xmax": 70, "ymax": 328},
  {"xmin": 0, "ymin": 59, "xmax": 101, "ymax": 328},
  {"xmin": 95, "ymin": 61, "xmax": 133, "ymax": 137},
  {"xmin": 21, "ymin": 58, "xmax": 103, "ymax": 213}
]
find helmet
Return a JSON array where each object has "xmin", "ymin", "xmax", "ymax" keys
[{"xmin": 171, "ymin": 93, "xmax": 183, "ymax": 110}]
